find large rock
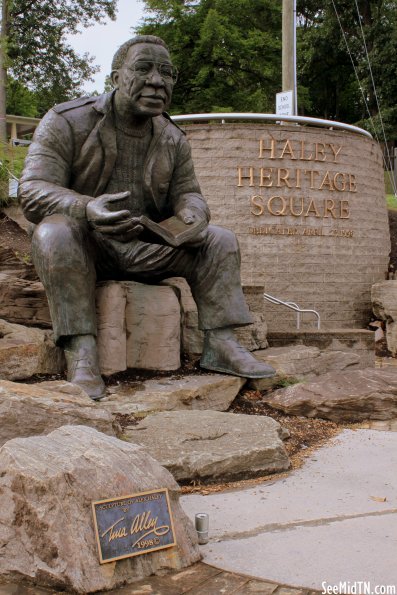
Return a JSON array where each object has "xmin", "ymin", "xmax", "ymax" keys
[
  {"xmin": 372, "ymin": 281, "xmax": 397, "ymax": 355},
  {"xmin": 96, "ymin": 281, "xmax": 181, "ymax": 374},
  {"xmin": 236, "ymin": 285, "xmax": 268, "ymax": 351},
  {"xmin": 0, "ymin": 277, "xmax": 182, "ymax": 374},
  {"xmin": 162, "ymin": 279, "xmax": 268, "ymax": 356},
  {"xmin": 0, "ymin": 271, "xmax": 51, "ymax": 328},
  {"xmin": 96, "ymin": 281, "xmax": 127, "ymax": 376},
  {"xmin": 0, "ymin": 425, "xmax": 200, "ymax": 593},
  {"xmin": 124, "ymin": 411, "xmax": 290, "ymax": 483},
  {"xmin": 0, "ymin": 380, "xmax": 118, "ymax": 446},
  {"xmin": 125, "ymin": 282, "xmax": 181, "ymax": 370},
  {"xmin": 263, "ymin": 368, "xmax": 397, "ymax": 422},
  {"xmin": 102, "ymin": 374, "xmax": 246, "ymax": 416},
  {"xmin": 0, "ymin": 236, "xmax": 49, "ymax": 327},
  {"xmin": 162, "ymin": 277, "xmax": 204, "ymax": 356},
  {"xmin": 0, "ymin": 319, "xmax": 64, "ymax": 380},
  {"xmin": 0, "ymin": 243, "xmax": 35, "ymax": 277},
  {"xmin": 234, "ymin": 311, "xmax": 269, "ymax": 352},
  {"xmin": 250, "ymin": 345, "xmax": 360, "ymax": 389},
  {"xmin": 3, "ymin": 203, "xmax": 32, "ymax": 233}
]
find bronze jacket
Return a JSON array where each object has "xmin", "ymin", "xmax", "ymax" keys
[{"xmin": 19, "ymin": 92, "xmax": 210, "ymax": 225}]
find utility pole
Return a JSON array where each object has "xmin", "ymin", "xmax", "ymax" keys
[{"xmin": 282, "ymin": 0, "xmax": 297, "ymax": 115}]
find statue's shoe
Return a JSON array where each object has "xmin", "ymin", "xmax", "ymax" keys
[
  {"xmin": 200, "ymin": 332, "xmax": 276, "ymax": 379},
  {"xmin": 65, "ymin": 335, "xmax": 106, "ymax": 401}
]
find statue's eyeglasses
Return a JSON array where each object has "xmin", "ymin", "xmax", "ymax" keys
[{"xmin": 126, "ymin": 61, "xmax": 178, "ymax": 83}]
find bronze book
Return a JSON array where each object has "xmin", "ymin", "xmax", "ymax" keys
[{"xmin": 137, "ymin": 215, "xmax": 206, "ymax": 247}]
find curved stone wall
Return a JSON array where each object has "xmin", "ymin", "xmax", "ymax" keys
[{"xmin": 183, "ymin": 123, "xmax": 390, "ymax": 331}]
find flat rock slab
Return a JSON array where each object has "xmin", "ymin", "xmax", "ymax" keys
[
  {"xmin": 0, "ymin": 425, "xmax": 200, "ymax": 593},
  {"xmin": 0, "ymin": 380, "xmax": 118, "ymax": 446},
  {"xmin": 102, "ymin": 374, "xmax": 246, "ymax": 415},
  {"xmin": 250, "ymin": 345, "xmax": 360, "ymax": 390},
  {"xmin": 124, "ymin": 410, "xmax": 290, "ymax": 483},
  {"xmin": 263, "ymin": 367, "xmax": 397, "ymax": 422}
]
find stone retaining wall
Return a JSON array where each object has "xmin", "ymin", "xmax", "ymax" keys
[{"xmin": 183, "ymin": 123, "xmax": 390, "ymax": 331}]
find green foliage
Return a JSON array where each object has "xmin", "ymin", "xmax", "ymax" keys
[
  {"xmin": 8, "ymin": 145, "xmax": 29, "ymax": 178},
  {"xmin": 6, "ymin": 77, "xmax": 39, "ymax": 117},
  {"xmin": 385, "ymin": 171, "xmax": 395, "ymax": 195},
  {"xmin": 274, "ymin": 376, "xmax": 301, "ymax": 389},
  {"xmin": 0, "ymin": 153, "xmax": 11, "ymax": 206},
  {"xmin": 138, "ymin": 0, "xmax": 397, "ymax": 140},
  {"xmin": 297, "ymin": 0, "xmax": 397, "ymax": 138},
  {"xmin": 14, "ymin": 250, "xmax": 31, "ymax": 263},
  {"xmin": 5, "ymin": 0, "xmax": 117, "ymax": 116},
  {"xmin": 103, "ymin": 75, "xmax": 114, "ymax": 93},
  {"xmin": 386, "ymin": 194, "xmax": 397, "ymax": 210},
  {"xmin": 0, "ymin": 144, "xmax": 28, "ymax": 205},
  {"xmin": 138, "ymin": 0, "xmax": 282, "ymax": 114}
]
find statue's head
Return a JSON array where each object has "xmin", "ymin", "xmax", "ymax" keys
[{"xmin": 111, "ymin": 35, "xmax": 177, "ymax": 118}]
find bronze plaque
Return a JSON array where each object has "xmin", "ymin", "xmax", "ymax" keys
[{"xmin": 92, "ymin": 488, "xmax": 176, "ymax": 563}]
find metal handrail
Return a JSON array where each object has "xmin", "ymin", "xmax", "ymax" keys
[
  {"xmin": 171, "ymin": 112, "xmax": 373, "ymax": 139},
  {"xmin": 264, "ymin": 293, "xmax": 321, "ymax": 330}
]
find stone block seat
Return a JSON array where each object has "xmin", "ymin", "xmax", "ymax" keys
[
  {"xmin": 96, "ymin": 279, "xmax": 268, "ymax": 376},
  {"xmin": 96, "ymin": 280, "xmax": 182, "ymax": 375}
]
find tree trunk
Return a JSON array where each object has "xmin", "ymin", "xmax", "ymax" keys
[{"xmin": 0, "ymin": 0, "xmax": 8, "ymax": 146}]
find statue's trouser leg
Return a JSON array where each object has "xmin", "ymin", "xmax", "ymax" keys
[
  {"xmin": 179, "ymin": 225, "xmax": 253, "ymax": 329},
  {"xmin": 32, "ymin": 217, "xmax": 271, "ymax": 380},
  {"xmin": 32, "ymin": 215, "xmax": 97, "ymax": 343},
  {"xmin": 97, "ymin": 225, "xmax": 253, "ymax": 330},
  {"xmin": 32, "ymin": 218, "xmax": 252, "ymax": 340},
  {"xmin": 99, "ymin": 224, "xmax": 274, "ymax": 377}
]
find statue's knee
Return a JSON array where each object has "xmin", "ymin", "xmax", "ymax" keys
[
  {"xmin": 32, "ymin": 215, "xmax": 81, "ymax": 254},
  {"xmin": 207, "ymin": 225, "xmax": 239, "ymax": 254}
]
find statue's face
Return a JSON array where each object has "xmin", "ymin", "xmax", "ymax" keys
[{"xmin": 112, "ymin": 43, "xmax": 175, "ymax": 117}]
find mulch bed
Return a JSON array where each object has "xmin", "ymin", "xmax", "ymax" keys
[{"xmin": 229, "ymin": 387, "xmax": 339, "ymax": 459}]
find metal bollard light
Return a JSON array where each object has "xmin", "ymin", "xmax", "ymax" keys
[{"xmin": 195, "ymin": 513, "xmax": 209, "ymax": 544}]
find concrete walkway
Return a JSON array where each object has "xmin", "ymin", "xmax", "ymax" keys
[{"xmin": 181, "ymin": 429, "xmax": 397, "ymax": 591}]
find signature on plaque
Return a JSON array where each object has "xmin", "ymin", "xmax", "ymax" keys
[{"xmin": 92, "ymin": 488, "xmax": 176, "ymax": 563}]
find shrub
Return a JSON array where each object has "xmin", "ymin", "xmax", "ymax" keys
[{"xmin": 0, "ymin": 145, "xmax": 28, "ymax": 207}]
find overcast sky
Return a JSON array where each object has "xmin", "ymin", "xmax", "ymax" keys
[{"xmin": 66, "ymin": 0, "xmax": 146, "ymax": 94}]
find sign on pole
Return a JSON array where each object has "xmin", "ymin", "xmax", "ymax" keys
[{"xmin": 276, "ymin": 90, "xmax": 294, "ymax": 116}]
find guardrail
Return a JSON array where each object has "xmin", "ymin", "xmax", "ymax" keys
[
  {"xmin": 171, "ymin": 113, "xmax": 373, "ymax": 139},
  {"xmin": 263, "ymin": 293, "xmax": 321, "ymax": 330}
]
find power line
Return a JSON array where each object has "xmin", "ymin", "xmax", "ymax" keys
[
  {"xmin": 353, "ymin": 0, "xmax": 396, "ymax": 195},
  {"xmin": 330, "ymin": 0, "xmax": 397, "ymax": 196},
  {"xmin": 330, "ymin": 0, "xmax": 378, "ymax": 139}
]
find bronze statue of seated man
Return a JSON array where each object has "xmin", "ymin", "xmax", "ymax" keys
[{"xmin": 19, "ymin": 35, "xmax": 275, "ymax": 400}]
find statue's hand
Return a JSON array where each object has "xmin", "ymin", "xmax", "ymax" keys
[
  {"xmin": 86, "ymin": 192, "xmax": 144, "ymax": 241},
  {"xmin": 176, "ymin": 207, "xmax": 208, "ymax": 247}
]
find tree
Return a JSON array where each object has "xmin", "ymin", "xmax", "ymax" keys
[
  {"xmin": 0, "ymin": 0, "xmax": 118, "ymax": 143},
  {"xmin": 296, "ymin": 0, "xmax": 397, "ymax": 139},
  {"xmin": 6, "ymin": 77, "xmax": 38, "ymax": 117},
  {"xmin": 138, "ymin": 0, "xmax": 397, "ymax": 140},
  {"xmin": 137, "ymin": 0, "xmax": 282, "ymax": 114}
]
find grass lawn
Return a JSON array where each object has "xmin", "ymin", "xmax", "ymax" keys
[{"xmin": 386, "ymin": 194, "xmax": 397, "ymax": 210}]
